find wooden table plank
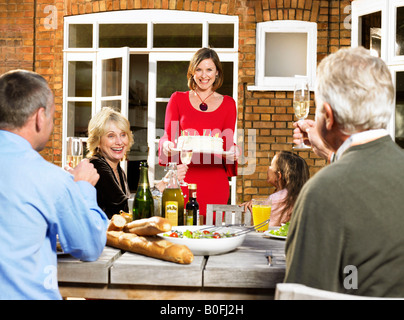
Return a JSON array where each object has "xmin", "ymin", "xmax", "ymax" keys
[
  {"xmin": 110, "ymin": 252, "xmax": 206, "ymax": 287},
  {"xmin": 58, "ymin": 246, "xmax": 122, "ymax": 284},
  {"xmin": 203, "ymin": 232, "xmax": 286, "ymax": 289}
]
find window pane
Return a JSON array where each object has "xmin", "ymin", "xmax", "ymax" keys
[
  {"xmin": 156, "ymin": 61, "xmax": 189, "ymax": 98},
  {"xmin": 209, "ymin": 24, "xmax": 234, "ymax": 48},
  {"xmin": 156, "ymin": 102, "xmax": 167, "ymax": 135},
  {"xmin": 67, "ymin": 101, "xmax": 92, "ymax": 137},
  {"xmin": 265, "ymin": 33, "xmax": 307, "ymax": 77},
  {"xmin": 395, "ymin": 71, "xmax": 404, "ymax": 149},
  {"xmin": 69, "ymin": 24, "xmax": 93, "ymax": 48},
  {"xmin": 217, "ymin": 61, "xmax": 233, "ymax": 97},
  {"xmin": 359, "ymin": 11, "xmax": 381, "ymax": 57},
  {"xmin": 396, "ymin": 6, "xmax": 404, "ymax": 56},
  {"xmin": 99, "ymin": 24, "xmax": 147, "ymax": 48},
  {"xmin": 101, "ymin": 100, "xmax": 121, "ymax": 112},
  {"xmin": 153, "ymin": 24, "xmax": 202, "ymax": 48},
  {"xmin": 68, "ymin": 61, "xmax": 92, "ymax": 97},
  {"xmin": 102, "ymin": 58, "xmax": 122, "ymax": 97},
  {"xmin": 129, "ymin": 54, "xmax": 148, "ymax": 106}
]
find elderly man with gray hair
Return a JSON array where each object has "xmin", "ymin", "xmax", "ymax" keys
[
  {"xmin": 285, "ymin": 47, "xmax": 404, "ymax": 297},
  {"xmin": 0, "ymin": 70, "xmax": 108, "ymax": 299}
]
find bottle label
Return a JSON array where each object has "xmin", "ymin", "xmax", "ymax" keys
[
  {"xmin": 165, "ymin": 201, "xmax": 178, "ymax": 226},
  {"xmin": 185, "ymin": 211, "xmax": 193, "ymax": 226}
]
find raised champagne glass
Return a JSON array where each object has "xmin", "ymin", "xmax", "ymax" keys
[
  {"xmin": 292, "ymin": 78, "xmax": 311, "ymax": 150},
  {"xmin": 67, "ymin": 137, "xmax": 83, "ymax": 167}
]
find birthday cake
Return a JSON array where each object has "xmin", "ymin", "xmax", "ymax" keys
[{"xmin": 177, "ymin": 134, "xmax": 223, "ymax": 154}]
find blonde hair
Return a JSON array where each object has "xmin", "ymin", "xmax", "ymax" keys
[
  {"xmin": 86, "ymin": 107, "xmax": 134, "ymax": 158},
  {"xmin": 187, "ymin": 47, "xmax": 224, "ymax": 91}
]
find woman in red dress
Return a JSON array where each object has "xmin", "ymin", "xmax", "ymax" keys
[{"xmin": 159, "ymin": 48, "xmax": 239, "ymax": 223}]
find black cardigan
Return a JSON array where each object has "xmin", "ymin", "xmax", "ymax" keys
[{"xmin": 89, "ymin": 154, "xmax": 129, "ymax": 219}]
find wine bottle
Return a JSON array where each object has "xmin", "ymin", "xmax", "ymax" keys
[
  {"xmin": 185, "ymin": 184, "xmax": 199, "ymax": 226},
  {"xmin": 162, "ymin": 162, "xmax": 184, "ymax": 226},
  {"xmin": 133, "ymin": 161, "xmax": 154, "ymax": 220}
]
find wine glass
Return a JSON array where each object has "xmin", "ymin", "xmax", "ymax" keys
[
  {"xmin": 67, "ymin": 137, "xmax": 83, "ymax": 167},
  {"xmin": 179, "ymin": 148, "xmax": 193, "ymax": 186},
  {"xmin": 292, "ymin": 78, "xmax": 311, "ymax": 150}
]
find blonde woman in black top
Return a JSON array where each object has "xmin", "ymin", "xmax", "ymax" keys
[{"xmin": 87, "ymin": 107, "xmax": 134, "ymax": 218}]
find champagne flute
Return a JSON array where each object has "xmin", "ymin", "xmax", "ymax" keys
[
  {"xmin": 67, "ymin": 137, "xmax": 83, "ymax": 168},
  {"xmin": 292, "ymin": 78, "xmax": 311, "ymax": 150},
  {"xmin": 179, "ymin": 148, "xmax": 193, "ymax": 186}
]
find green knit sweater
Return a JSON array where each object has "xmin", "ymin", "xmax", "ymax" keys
[{"xmin": 284, "ymin": 136, "xmax": 404, "ymax": 297}]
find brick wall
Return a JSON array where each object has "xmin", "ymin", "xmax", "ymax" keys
[
  {"xmin": 0, "ymin": 0, "xmax": 353, "ymax": 203},
  {"xmin": 0, "ymin": 1, "xmax": 35, "ymax": 74}
]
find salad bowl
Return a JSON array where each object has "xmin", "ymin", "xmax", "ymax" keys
[{"xmin": 158, "ymin": 225, "xmax": 247, "ymax": 256}]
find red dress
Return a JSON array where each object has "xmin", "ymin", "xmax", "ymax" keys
[{"xmin": 159, "ymin": 91, "xmax": 238, "ymax": 222}]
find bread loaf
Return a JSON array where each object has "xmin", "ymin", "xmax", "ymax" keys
[
  {"xmin": 106, "ymin": 231, "xmax": 194, "ymax": 264},
  {"xmin": 107, "ymin": 214, "xmax": 127, "ymax": 231},
  {"xmin": 124, "ymin": 216, "xmax": 171, "ymax": 236}
]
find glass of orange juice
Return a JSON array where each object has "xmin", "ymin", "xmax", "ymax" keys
[{"xmin": 252, "ymin": 199, "xmax": 271, "ymax": 232}]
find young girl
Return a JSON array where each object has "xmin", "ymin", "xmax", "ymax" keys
[{"xmin": 241, "ymin": 151, "xmax": 309, "ymax": 226}]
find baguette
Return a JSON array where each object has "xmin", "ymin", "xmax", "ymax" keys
[
  {"xmin": 107, "ymin": 214, "xmax": 127, "ymax": 231},
  {"xmin": 107, "ymin": 231, "xmax": 194, "ymax": 264},
  {"xmin": 124, "ymin": 216, "xmax": 171, "ymax": 236}
]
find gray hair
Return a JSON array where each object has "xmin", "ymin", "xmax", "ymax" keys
[
  {"xmin": 315, "ymin": 47, "xmax": 394, "ymax": 135},
  {"xmin": 0, "ymin": 70, "xmax": 53, "ymax": 130}
]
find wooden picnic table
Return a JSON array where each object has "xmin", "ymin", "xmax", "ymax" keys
[{"xmin": 57, "ymin": 231, "xmax": 286, "ymax": 300}]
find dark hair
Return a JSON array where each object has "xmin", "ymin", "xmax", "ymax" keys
[
  {"xmin": 0, "ymin": 70, "xmax": 53, "ymax": 129},
  {"xmin": 275, "ymin": 151, "xmax": 310, "ymax": 216},
  {"xmin": 187, "ymin": 47, "xmax": 224, "ymax": 91}
]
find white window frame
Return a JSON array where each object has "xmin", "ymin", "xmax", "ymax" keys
[
  {"xmin": 248, "ymin": 20, "xmax": 317, "ymax": 91},
  {"xmin": 95, "ymin": 47, "xmax": 130, "ymax": 118},
  {"xmin": 352, "ymin": 0, "xmax": 404, "ymax": 139},
  {"xmin": 389, "ymin": 0, "xmax": 404, "ymax": 64},
  {"xmin": 64, "ymin": 10, "xmax": 238, "ymax": 53},
  {"xmin": 351, "ymin": 0, "xmax": 388, "ymax": 60},
  {"xmin": 62, "ymin": 52, "xmax": 96, "ymax": 167}
]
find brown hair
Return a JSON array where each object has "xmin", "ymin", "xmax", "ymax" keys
[
  {"xmin": 274, "ymin": 151, "xmax": 310, "ymax": 217},
  {"xmin": 187, "ymin": 47, "xmax": 224, "ymax": 91}
]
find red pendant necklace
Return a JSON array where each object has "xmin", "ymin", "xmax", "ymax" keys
[{"xmin": 194, "ymin": 90, "xmax": 214, "ymax": 111}]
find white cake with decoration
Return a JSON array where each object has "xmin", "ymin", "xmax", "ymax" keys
[{"xmin": 177, "ymin": 133, "xmax": 223, "ymax": 153}]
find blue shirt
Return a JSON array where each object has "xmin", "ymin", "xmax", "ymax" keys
[{"xmin": 0, "ymin": 131, "xmax": 109, "ymax": 299}]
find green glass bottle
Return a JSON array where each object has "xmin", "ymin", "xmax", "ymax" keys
[{"xmin": 133, "ymin": 161, "xmax": 154, "ymax": 220}]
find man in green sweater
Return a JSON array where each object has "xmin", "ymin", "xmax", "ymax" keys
[{"xmin": 285, "ymin": 47, "xmax": 404, "ymax": 297}]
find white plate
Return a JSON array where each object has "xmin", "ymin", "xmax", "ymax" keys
[
  {"xmin": 171, "ymin": 148, "xmax": 233, "ymax": 155},
  {"xmin": 158, "ymin": 225, "xmax": 246, "ymax": 256},
  {"xmin": 263, "ymin": 227, "xmax": 287, "ymax": 240}
]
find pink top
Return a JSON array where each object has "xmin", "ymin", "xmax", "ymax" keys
[{"xmin": 265, "ymin": 189, "xmax": 292, "ymax": 226}]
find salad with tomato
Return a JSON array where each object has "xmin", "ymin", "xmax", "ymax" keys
[{"xmin": 164, "ymin": 229, "xmax": 236, "ymax": 239}]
